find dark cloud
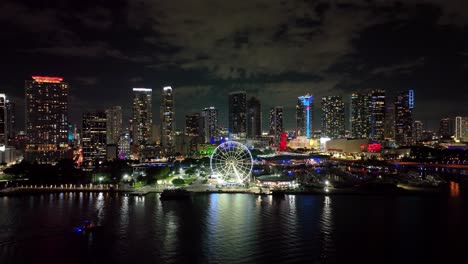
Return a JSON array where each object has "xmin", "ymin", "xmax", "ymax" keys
[{"xmin": 0, "ymin": 0, "xmax": 467, "ymax": 131}]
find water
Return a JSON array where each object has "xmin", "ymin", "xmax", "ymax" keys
[{"xmin": 1, "ymin": 192, "xmax": 467, "ymax": 264}]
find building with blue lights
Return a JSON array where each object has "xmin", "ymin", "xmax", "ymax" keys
[
  {"xmin": 394, "ymin": 90, "xmax": 414, "ymax": 146},
  {"xmin": 296, "ymin": 94, "xmax": 313, "ymax": 138}
]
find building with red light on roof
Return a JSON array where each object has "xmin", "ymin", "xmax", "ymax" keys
[{"xmin": 25, "ymin": 76, "xmax": 69, "ymax": 162}]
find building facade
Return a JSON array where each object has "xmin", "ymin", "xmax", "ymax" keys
[
  {"xmin": 160, "ymin": 86, "xmax": 175, "ymax": 153},
  {"xmin": 105, "ymin": 106, "xmax": 122, "ymax": 145},
  {"xmin": 296, "ymin": 95, "xmax": 313, "ymax": 138},
  {"xmin": 394, "ymin": 90, "xmax": 414, "ymax": 146},
  {"xmin": 228, "ymin": 91, "xmax": 247, "ymax": 138},
  {"xmin": 455, "ymin": 116, "xmax": 468, "ymax": 142},
  {"xmin": 25, "ymin": 76, "xmax": 69, "ymax": 161},
  {"xmin": 369, "ymin": 90, "xmax": 386, "ymax": 141},
  {"xmin": 82, "ymin": 111, "xmax": 107, "ymax": 167},
  {"xmin": 185, "ymin": 112, "xmax": 201, "ymax": 137},
  {"xmin": 321, "ymin": 96, "xmax": 345, "ymax": 139},
  {"xmin": 132, "ymin": 88, "xmax": 152, "ymax": 146},
  {"xmin": 5, "ymin": 99, "xmax": 15, "ymax": 143},
  {"xmin": 0, "ymin": 94, "xmax": 6, "ymax": 147},
  {"xmin": 413, "ymin": 120, "xmax": 423, "ymax": 142},
  {"xmin": 439, "ymin": 118, "xmax": 453, "ymax": 139},
  {"xmin": 350, "ymin": 92, "xmax": 370, "ymax": 138},
  {"xmin": 201, "ymin": 107, "xmax": 218, "ymax": 143},
  {"xmin": 247, "ymin": 97, "xmax": 261, "ymax": 138},
  {"xmin": 269, "ymin": 106, "xmax": 283, "ymax": 141}
]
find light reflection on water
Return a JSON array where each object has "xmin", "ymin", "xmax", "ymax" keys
[{"xmin": 0, "ymin": 192, "xmax": 467, "ymax": 264}]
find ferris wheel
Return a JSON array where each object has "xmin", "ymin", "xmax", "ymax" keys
[{"xmin": 210, "ymin": 141, "xmax": 253, "ymax": 183}]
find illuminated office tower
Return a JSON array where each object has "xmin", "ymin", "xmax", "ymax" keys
[
  {"xmin": 454, "ymin": 117, "xmax": 468, "ymax": 142},
  {"xmin": 439, "ymin": 118, "xmax": 453, "ymax": 139},
  {"xmin": 105, "ymin": 106, "xmax": 122, "ymax": 144},
  {"xmin": 132, "ymin": 88, "xmax": 152, "ymax": 145},
  {"xmin": 5, "ymin": 100, "xmax": 15, "ymax": 142},
  {"xmin": 118, "ymin": 131, "xmax": 131, "ymax": 160},
  {"xmin": 269, "ymin": 106, "xmax": 283, "ymax": 140},
  {"xmin": 413, "ymin": 120, "xmax": 423, "ymax": 142},
  {"xmin": 351, "ymin": 93, "xmax": 370, "ymax": 138},
  {"xmin": 384, "ymin": 104, "xmax": 395, "ymax": 140},
  {"xmin": 247, "ymin": 97, "xmax": 261, "ymax": 138},
  {"xmin": 160, "ymin": 86, "xmax": 175, "ymax": 152},
  {"xmin": 369, "ymin": 90, "xmax": 386, "ymax": 140},
  {"xmin": 25, "ymin": 76, "xmax": 69, "ymax": 161},
  {"xmin": 0, "ymin": 94, "xmax": 6, "ymax": 147},
  {"xmin": 201, "ymin": 107, "xmax": 218, "ymax": 143},
  {"xmin": 394, "ymin": 90, "xmax": 414, "ymax": 146},
  {"xmin": 321, "ymin": 96, "xmax": 345, "ymax": 139},
  {"xmin": 82, "ymin": 111, "xmax": 107, "ymax": 167},
  {"xmin": 185, "ymin": 113, "xmax": 201, "ymax": 137},
  {"xmin": 228, "ymin": 91, "xmax": 247, "ymax": 138},
  {"xmin": 296, "ymin": 94, "xmax": 313, "ymax": 138}
]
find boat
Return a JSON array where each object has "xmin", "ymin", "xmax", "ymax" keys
[
  {"xmin": 159, "ymin": 189, "xmax": 191, "ymax": 200},
  {"xmin": 74, "ymin": 221, "xmax": 104, "ymax": 233}
]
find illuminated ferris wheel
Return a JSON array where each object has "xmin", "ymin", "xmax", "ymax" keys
[{"xmin": 210, "ymin": 141, "xmax": 253, "ymax": 183}]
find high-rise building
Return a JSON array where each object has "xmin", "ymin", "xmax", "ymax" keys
[
  {"xmin": 413, "ymin": 120, "xmax": 423, "ymax": 142},
  {"xmin": 296, "ymin": 95, "xmax": 313, "ymax": 138},
  {"xmin": 105, "ymin": 106, "xmax": 122, "ymax": 145},
  {"xmin": 247, "ymin": 97, "xmax": 261, "ymax": 138},
  {"xmin": 0, "ymin": 94, "xmax": 6, "ymax": 147},
  {"xmin": 82, "ymin": 111, "xmax": 107, "ymax": 166},
  {"xmin": 5, "ymin": 100, "xmax": 15, "ymax": 142},
  {"xmin": 384, "ymin": 104, "xmax": 395, "ymax": 140},
  {"xmin": 201, "ymin": 107, "xmax": 218, "ymax": 143},
  {"xmin": 321, "ymin": 96, "xmax": 345, "ymax": 139},
  {"xmin": 132, "ymin": 88, "xmax": 152, "ymax": 145},
  {"xmin": 185, "ymin": 113, "xmax": 201, "ymax": 137},
  {"xmin": 160, "ymin": 86, "xmax": 175, "ymax": 153},
  {"xmin": 118, "ymin": 131, "xmax": 131, "ymax": 160},
  {"xmin": 25, "ymin": 76, "xmax": 69, "ymax": 161},
  {"xmin": 369, "ymin": 90, "xmax": 386, "ymax": 141},
  {"xmin": 394, "ymin": 90, "xmax": 414, "ymax": 146},
  {"xmin": 439, "ymin": 118, "xmax": 453, "ymax": 139},
  {"xmin": 350, "ymin": 93, "xmax": 370, "ymax": 138},
  {"xmin": 269, "ymin": 106, "xmax": 283, "ymax": 140},
  {"xmin": 228, "ymin": 91, "xmax": 247, "ymax": 138},
  {"xmin": 458, "ymin": 117, "xmax": 468, "ymax": 142}
]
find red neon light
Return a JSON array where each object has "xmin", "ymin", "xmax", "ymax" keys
[
  {"xmin": 278, "ymin": 132, "xmax": 288, "ymax": 152},
  {"xmin": 367, "ymin": 143, "xmax": 381, "ymax": 152},
  {"xmin": 32, "ymin": 76, "xmax": 63, "ymax": 83}
]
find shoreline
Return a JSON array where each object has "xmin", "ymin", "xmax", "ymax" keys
[{"xmin": 0, "ymin": 186, "xmax": 446, "ymax": 197}]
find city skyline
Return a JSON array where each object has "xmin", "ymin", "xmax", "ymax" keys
[{"xmin": 0, "ymin": 1, "xmax": 467, "ymax": 131}]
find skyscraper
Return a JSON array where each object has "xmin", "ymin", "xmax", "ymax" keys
[
  {"xmin": 201, "ymin": 107, "xmax": 218, "ymax": 143},
  {"xmin": 439, "ymin": 118, "xmax": 453, "ymax": 139},
  {"xmin": 160, "ymin": 86, "xmax": 175, "ymax": 153},
  {"xmin": 5, "ymin": 100, "xmax": 15, "ymax": 142},
  {"xmin": 369, "ymin": 90, "xmax": 386, "ymax": 141},
  {"xmin": 0, "ymin": 94, "xmax": 6, "ymax": 147},
  {"xmin": 82, "ymin": 111, "xmax": 107, "ymax": 166},
  {"xmin": 351, "ymin": 93, "xmax": 370, "ymax": 138},
  {"xmin": 25, "ymin": 76, "xmax": 69, "ymax": 161},
  {"xmin": 228, "ymin": 91, "xmax": 247, "ymax": 138},
  {"xmin": 269, "ymin": 106, "xmax": 283, "ymax": 140},
  {"xmin": 185, "ymin": 113, "xmax": 201, "ymax": 137},
  {"xmin": 413, "ymin": 120, "xmax": 423, "ymax": 142},
  {"xmin": 455, "ymin": 117, "xmax": 468, "ymax": 142},
  {"xmin": 296, "ymin": 95, "xmax": 313, "ymax": 138},
  {"xmin": 384, "ymin": 104, "xmax": 395, "ymax": 140},
  {"xmin": 321, "ymin": 96, "xmax": 345, "ymax": 139},
  {"xmin": 247, "ymin": 97, "xmax": 261, "ymax": 138},
  {"xmin": 394, "ymin": 90, "xmax": 414, "ymax": 146},
  {"xmin": 132, "ymin": 88, "xmax": 152, "ymax": 146},
  {"xmin": 105, "ymin": 106, "xmax": 122, "ymax": 145}
]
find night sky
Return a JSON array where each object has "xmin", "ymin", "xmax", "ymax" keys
[{"xmin": 1, "ymin": 0, "xmax": 467, "ymax": 131}]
